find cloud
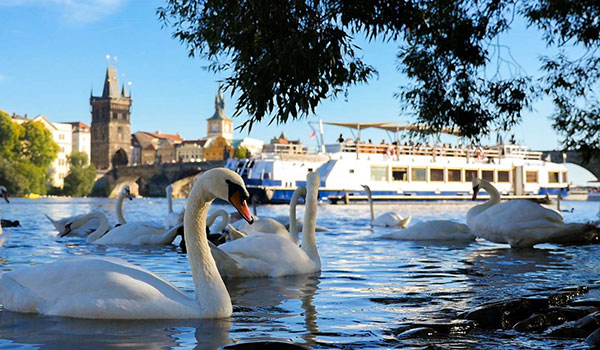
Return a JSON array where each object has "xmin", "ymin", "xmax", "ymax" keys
[{"xmin": 0, "ymin": 0, "xmax": 128, "ymax": 23}]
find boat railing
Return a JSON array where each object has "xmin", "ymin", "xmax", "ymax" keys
[
  {"xmin": 325, "ymin": 143, "xmax": 543, "ymax": 160},
  {"xmin": 261, "ymin": 143, "xmax": 309, "ymax": 155}
]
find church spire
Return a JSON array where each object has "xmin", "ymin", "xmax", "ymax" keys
[
  {"xmin": 102, "ymin": 66, "xmax": 121, "ymax": 98},
  {"xmin": 121, "ymin": 83, "xmax": 126, "ymax": 97},
  {"xmin": 208, "ymin": 86, "xmax": 230, "ymax": 120}
]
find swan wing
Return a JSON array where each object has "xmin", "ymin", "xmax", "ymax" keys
[
  {"xmin": 0, "ymin": 256, "xmax": 199, "ymax": 319},
  {"xmin": 381, "ymin": 220, "xmax": 474, "ymax": 241},
  {"xmin": 95, "ymin": 223, "xmax": 170, "ymax": 245},
  {"xmin": 373, "ymin": 212, "xmax": 409, "ymax": 227}
]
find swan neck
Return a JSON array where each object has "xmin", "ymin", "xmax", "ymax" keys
[
  {"xmin": 365, "ymin": 186, "xmax": 374, "ymax": 223},
  {"xmin": 167, "ymin": 190, "xmax": 173, "ymax": 214},
  {"xmin": 302, "ymin": 174, "xmax": 320, "ymax": 267},
  {"xmin": 86, "ymin": 212, "xmax": 110, "ymax": 242},
  {"xmin": 481, "ymin": 179, "xmax": 501, "ymax": 208},
  {"xmin": 184, "ymin": 184, "xmax": 231, "ymax": 314},
  {"xmin": 208, "ymin": 209, "xmax": 229, "ymax": 233},
  {"xmin": 116, "ymin": 191, "xmax": 127, "ymax": 225},
  {"xmin": 289, "ymin": 188, "xmax": 302, "ymax": 245}
]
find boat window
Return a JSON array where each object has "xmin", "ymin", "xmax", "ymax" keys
[
  {"xmin": 430, "ymin": 168, "xmax": 444, "ymax": 182},
  {"xmin": 391, "ymin": 167, "xmax": 408, "ymax": 181},
  {"xmin": 307, "ymin": 168, "xmax": 313, "ymax": 172},
  {"xmin": 562, "ymin": 171, "xmax": 568, "ymax": 183},
  {"xmin": 482, "ymin": 170, "xmax": 494, "ymax": 182},
  {"xmin": 465, "ymin": 169, "xmax": 478, "ymax": 182},
  {"xmin": 548, "ymin": 171, "xmax": 560, "ymax": 184},
  {"xmin": 447, "ymin": 169, "xmax": 462, "ymax": 182},
  {"xmin": 526, "ymin": 170, "xmax": 538, "ymax": 183},
  {"xmin": 497, "ymin": 170, "xmax": 510, "ymax": 183},
  {"xmin": 411, "ymin": 167, "xmax": 427, "ymax": 182},
  {"xmin": 370, "ymin": 166, "xmax": 387, "ymax": 181},
  {"xmin": 349, "ymin": 169, "xmax": 354, "ymax": 174}
]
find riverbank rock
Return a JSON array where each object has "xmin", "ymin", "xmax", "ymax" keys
[{"xmin": 222, "ymin": 341, "xmax": 308, "ymax": 349}]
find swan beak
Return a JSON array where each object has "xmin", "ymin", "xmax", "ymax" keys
[
  {"xmin": 472, "ymin": 186, "xmax": 480, "ymax": 201},
  {"xmin": 2, "ymin": 192, "xmax": 9, "ymax": 203},
  {"xmin": 59, "ymin": 223, "xmax": 72, "ymax": 237},
  {"xmin": 229, "ymin": 191, "xmax": 254, "ymax": 224}
]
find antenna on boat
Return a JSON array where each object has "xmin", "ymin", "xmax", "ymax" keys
[{"xmin": 319, "ymin": 119, "xmax": 325, "ymax": 153}]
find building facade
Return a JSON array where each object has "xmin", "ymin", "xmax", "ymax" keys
[
  {"xmin": 203, "ymin": 136, "xmax": 233, "ymax": 161},
  {"xmin": 206, "ymin": 87, "xmax": 233, "ymax": 144},
  {"xmin": 90, "ymin": 66, "xmax": 132, "ymax": 170},
  {"xmin": 132, "ymin": 131, "xmax": 183, "ymax": 165},
  {"xmin": 66, "ymin": 122, "xmax": 91, "ymax": 162},
  {"xmin": 176, "ymin": 140, "xmax": 206, "ymax": 162}
]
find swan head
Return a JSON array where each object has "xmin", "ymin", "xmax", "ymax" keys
[
  {"xmin": 0, "ymin": 186, "xmax": 9, "ymax": 203},
  {"xmin": 197, "ymin": 168, "xmax": 254, "ymax": 224},
  {"xmin": 121, "ymin": 185, "xmax": 133, "ymax": 200},
  {"xmin": 471, "ymin": 177, "xmax": 481, "ymax": 200}
]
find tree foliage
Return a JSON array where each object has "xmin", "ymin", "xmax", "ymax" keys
[
  {"xmin": 0, "ymin": 110, "xmax": 59, "ymax": 194},
  {"xmin": 233, "ymin": 146, "xmax": 250, "ymax": 159},
  {"xmin": 62, "ymin": 152, "xmax": 97, "ymax": 197},
  {"xmin": 158, "ymin": 0, "xmax": 600, "ymax": 158}
]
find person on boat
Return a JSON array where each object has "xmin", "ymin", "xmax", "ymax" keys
[{"xmin": 337, "ymin": 134, "xmax": 344, "ymax": 143}]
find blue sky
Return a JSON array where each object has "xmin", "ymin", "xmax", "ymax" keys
[{"xmin": 0, "ymin": 0, "xmax": 568, "ymax": 150}]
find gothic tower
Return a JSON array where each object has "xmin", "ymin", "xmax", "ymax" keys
[
  {"xmin": 90, "ymin": 66, "xmax": 132, "ymax": 170},
  {"xmin": 206, "ymin": 87, "xmax": 233, "ymax": 143}
]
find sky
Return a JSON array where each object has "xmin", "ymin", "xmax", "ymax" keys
[{"xmin": 0, "ymin": 0, "xmax": 572, "ymax": 151}]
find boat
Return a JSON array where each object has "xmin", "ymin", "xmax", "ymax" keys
[
  {"xmin": 25, "ymin": 193, "xmax": 40, "ymax": 199},
  {"xmin": 226, "ymin": 122, "xmax": 569, "ymax": 204}
]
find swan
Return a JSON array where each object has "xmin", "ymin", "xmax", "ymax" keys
[
  {"xmin": 466, "ymin": 178, "xmax": 597, "ymax": 248},
  {"xmin": 0, "ymin": 186, "xmax": 10, "ymax": 247},
  {"xmin": 230, "ymin": 216, "xmax": 293, "ymax": 242},
  {"xmin": 362, "ymin": 185, "xmax": 411, "ymax": 227},
  {"xmin": 0, "ymin": 168, "xmax": 254, "ymax": 319},
  {"xmin": 178, "ymin": 209, "xmax": 230, "ymax": 252},
  {"xmin": 209, "ymin": 172, "xmax": 321, "ymax": 278},
  {"xmin": 379, "ymin": 220, "xmax": 474, "ymax": 241},
  {"xmin": 163, "ymin": 185, "xmax": 184, "ymax": 228},
  {"xmin": 45, "ymin": 185, "xmax": 131, "ymax": 237},
  {"xmin": 60, "ymin": 211, "xmax": 183, "ymax": 246}
]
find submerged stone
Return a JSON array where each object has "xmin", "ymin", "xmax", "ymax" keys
[
  {"xmin": 547, "ymin": 312, "xmax": 600, "ymax": 338},
  {"xmin": 393, "ymin": 320, "xmax": 474, "ymax": 336},
  {"xmin": 585, "ymin": 327, "xmax": 600, "ymax": 347},
  {"xmin": 513, "ymin": 314, "xmax": 550, "ymax": 333},
  {"xmin": 395, "ymin": 327, "xmax": 437, "ymax": 339},
  {"xmin": 462, "ymin": 297, "xmax": 549, "ymax": 330},
  {"xmin": 222, "ymin": 341, "xmax": 308, "ymax": 350}
]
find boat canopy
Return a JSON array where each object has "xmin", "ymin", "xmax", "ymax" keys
[{"xmin": 373, "ymin": 123, "xmax": 462, "ymax": 136}]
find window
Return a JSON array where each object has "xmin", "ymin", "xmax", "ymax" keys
[
  {"xmin": 447, "ymin": 169, "xmax": 462, "ymax": 182},
  {"xmin": 430, "ymin": 168, "xmax": 444, "ymax": 182},
  {"xmin": 465, "ymin": 169, "xmax": 478, "ymax": 182},
  {"xmin": 482, "ymin": 170, "xmax": 494, "ymax": 182},
  {"xmin": 548, "ymin": 171, "xmax": 560, "ymax": 184},
  {"xmin": 526, "ymin": 171, "xmax": 538, "ymax": 183},
  {"xmin": 391, "ymin": 167, "xmax": 408, "ymax": 181},
  {"xmin": 497, "ymin": 170, "xmax": 510, "ymax": 183},
  {"xmin": 59, "ymin": 134, "xmax": 65, "ymax": 140},
  {"xmin": 562, "ymin": 171, "xmax": 568, "ymax": 183},
  {"xmin": 411, "ymin": 167, "xmax": 427, "ymax": 182},
  {"xmin": 370, "ymin": 166, "xmax": 387, "ymax": 181},
  {"xmin": 349, "ymin": 169, "xmax": 354, "ymax": 174},
  {"xmin": 211, "ymin": 124, "xmax": 218, "ymax": 132}
]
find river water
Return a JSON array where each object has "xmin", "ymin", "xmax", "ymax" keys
[{"xmin": 0, "ymin": 197, "xmax": 599, "ymax": 349}]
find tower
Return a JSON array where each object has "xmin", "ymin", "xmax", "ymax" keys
[
  {"xmin": 206, "ymin": 87, "xmax": 233, "ymax": 143},
  {"xmin": 90, "ymin": 66, "xmax": 132, "ymax": 170}
]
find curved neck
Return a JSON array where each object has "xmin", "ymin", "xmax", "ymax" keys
[
  {"xmin": 184, "ymin": 182, "xmax": 231, "ymax": 313},
  {"xmin": 302, "ymin": 173, "xmax": 320, "ymax": 267},
  {"xmin": 289, "ymin": 186, "xmax": 306, "ymax": 245},
  {"xmin": 207, "ymin": 209, "xmax": 229, "ymax": 233},
  {"xmin": 116, "ymin": 191, "xmax": 127, "ymax": 225},
  {"xmin": 86, "ymin": 212, "xmax": 110, "ymax": 242},
  {"xmin": 480, "ymin": 179, "xmax": 501, "ymax": 210},
  {"xmin": 167, "ymin": 189, "xmax": 173, "ymax": 214},
  {"xmin": 364, "ymin": 186, "xmax": 374, "ymax": 223}
]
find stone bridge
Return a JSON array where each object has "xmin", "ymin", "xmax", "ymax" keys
[
  {"xmin": 540, "ymin": 150, "xmax": 600, "ymax": 180},
  {"xmin": 91, "ymin": 161, "xmax": 225, "ymax": 198}
]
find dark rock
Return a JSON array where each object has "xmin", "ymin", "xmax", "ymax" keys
[
  {"xmin": 370, "ymin": 296, "xmax": 431, "ymax": 305},
  {"xmin": 585, "ymin": 327, "xmax": 600, "ymax": 347},
  {"xmin": 0, "ymin": 219, "xmax": 20, "ymax": 227},
  {"xmin": 570, "ymin": 299, "xmax": 600, "ymax": 308},
  {"xmin": 513, "ymin": 314, "xmax": 550, "ymax": 333},
  {"xmin": 222, "ymin": 341, "xmax": 308, "ymax": 350},
  {"xmin": 547, "ymin": 312, "xmax": 600, "ymax": 338},
  {"xmin": 395, "ymin": 327, "xmax": 437, "ymax": 339},
  {"xmin": 462, "ymin": 297, "xmax": 549, "ymax": 330},
  {"xmin": 549, "ymin": 286, "xmax": 590, "ymax": 306},
  {"xmin": 549, "ymin": 306, "xmax": 598, "ymax": 322},
  {"xmin": 393, "ymin": 320, "xmax": 474, "ymax": 336}
]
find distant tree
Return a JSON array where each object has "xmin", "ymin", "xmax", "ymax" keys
[
  {"xmin": 0, "ymin": 110, "xmax": 23, "ymax": 160},
  {"xmin": 158, "ymin": 1, "xmax": 600, "ymax": 158},
  {"xmin": 62, "ymin": 152, "xmax": 97, "ymax": 197},
  {"xmin": 233, "ymin": 146, "xmax": 250, "ymax": 159},
  {"xmin": 21, "ymin": 120, "xmax": 59, "ymax": 169}
]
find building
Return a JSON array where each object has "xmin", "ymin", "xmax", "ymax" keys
[
  {"xmin": 12, "ymin": 114, "xmax": 73, "ymax": 187},
  {"xmin": 90, "ymin": 65, "xmax": 132, "ymax": 170},
  {"xmin": 233, "ymin": 137, "xmax": 264, "ymax": 157},
  {"xmin": 131, "ymin": 131, "xmax": 183, "ymax": 165},
  {"xmin": 203, "ymin": 136, "xmax": 233, "ymax": 161},
  {"xmin": 65, "ymin": 122, "xmax": 91, "ymax": 162},
  {"xmin": 263, "ymin": 132, "xmax": 307, "ymax": 153},
  {"xmin": 176, "ymin": 140, "xmax": 207, "ymax": 162},
  {"xmin": 206, "ymin": 87, "xmax": 233, "ymax": 144}
]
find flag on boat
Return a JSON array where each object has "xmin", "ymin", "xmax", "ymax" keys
[{"xmin": 309, "ymin": 125, "xmax": 317, "ymax": 139}]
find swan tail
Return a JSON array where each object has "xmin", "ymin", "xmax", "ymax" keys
[
  {"xmin": 226, "ymin": 224, "xmax": 247, "ymax": 240},
  {"xmin": 548, "ymin": 223, "xmax": 600, "ymax": 245},
  {"xmin": 400, "ymin": 216, "xmax": 411, "ymax": 228}
]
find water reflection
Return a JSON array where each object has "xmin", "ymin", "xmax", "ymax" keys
[{"xmin": 0, "ymin": 311, "xmax": 232, "ymax": 350}]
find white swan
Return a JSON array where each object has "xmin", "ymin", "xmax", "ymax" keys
[
  {"xmin": 362, "ymin": 185, "xmax": 411, "ymax": 227},
  {"xmin": 45, "ymin": 185, "xmax": 131, "ymax": 237},
  {"xmin": 230, "ymin": 216, "xmax": 293, "ymax": 242},
  {"xmin": 209, "ymin": 172, "xmax": 321, "ymax": 278},
  {"xmin": 163, "ymin": 185, "xmax": 184, "ymax": 228},
  {"xmin": 0, "ymin": 168, "xmax": 254, "ymax": 319},
  {"xmin": 61, "ymin": 211, "xmax": 182, "ymax": 246},
  {"xmin": 207, "ymin": 209, "xmax": 229, "ymax": 234},
  {"xmin": 379, "ymin": 220, "xmax": 474, "ymax": 241},
  {"xmin": 466, "ymin": 178, "xmax": 594, "ymax": 248},
  {"xmin": 0, "ymin": 186, "xmax": 10, "ymax": 247}
]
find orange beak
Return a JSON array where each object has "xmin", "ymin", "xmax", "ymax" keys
[{"xmin": 229, "ymin": 191, "xmax": 254, "ymax": 224}]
